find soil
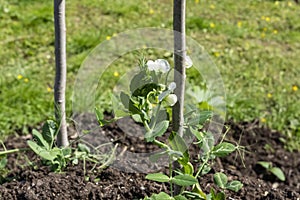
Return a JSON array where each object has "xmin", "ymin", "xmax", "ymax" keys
[{"xmin": 0, "ymin": 115, "xmax": 299, "ymax": 200}]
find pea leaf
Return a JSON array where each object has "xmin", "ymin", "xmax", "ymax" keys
[
  {"xmin": 172, "ymin": 174, "xmax": 197, "ymax": 186},
  {"xmin": 32, "ymin": 129, "xmax": 50, "ymax": 150},
  {"xmin": 257, "ymin": 161, "xmax": 271, "ymax": 169},
  {"xmin": 212, "ymin": 142, "xmax": 236, "ymax": 157},
  {"xmin": 213, "ymin": 172, "xmax": 228, "ymax": 189},
  {"xmin": 226, "ymin": 180, "xmax": 243, "ymax": 192},
  {"xmin": 201, "ymin": 132, "xmax": 215, "ymax": 154},
  {"xmin": 145, "ymin": 120, "xmax": 169, "ymax": 142},
  {"xmin": 42, "ymin": 120, "xmax": 57, "ymax": 146},
  {"xmin": 269, "ymin": 167, "xmax": 286, "ymax": 181},
  {"xmin": 146, "ymin": 173, "xmax": 170, "ymax": 183},
  {"xmin": 146, "ymin": 192, "xmax": 172, "ymax": 200},
  {"xmin": 27, "ymin": 140, "xmax": 56, "ymax": 161},
  {"xmin": 168, "ymin": 132, "xmax": 189, "ymax": 164},
  {"xmin": 174, "ymin": 195, "xmax": 188, "ymax": 200},
  {"xmin": 0, "ymin": 157, "xmax": 7, "ymax": 169},
  {"xmin": 182, "ymin": 162, "xmax": 194, "ymax": 175}
]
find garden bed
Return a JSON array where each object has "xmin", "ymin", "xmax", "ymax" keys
[{"xmin": 0, "ymin": 118, "xmax": 299, "ymax": 200}]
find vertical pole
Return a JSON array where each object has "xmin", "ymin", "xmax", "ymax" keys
[
  {"xmin": 173, "ymin": 0, "xmax": 186, "ymax": 138},
  {"xmin": 173, "ymin": 0, "xmax": 186, "ymax": 195},
  {"xmin": 54, "ymin": 0, "xmax": 68, "ymax": 147}
]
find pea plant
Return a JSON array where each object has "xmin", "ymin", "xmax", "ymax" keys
[
  {"xmin": 27, "ymin": 120, "xmax": 115, "ymax": 174},
  {"xmin": 97, "ymin": 57, "xmax": 243, "ymax": 199}
]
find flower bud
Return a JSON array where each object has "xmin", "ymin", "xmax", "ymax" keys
[{"xmin": 165, "ymin": 94, "xmax": 177, "ymax": 106}]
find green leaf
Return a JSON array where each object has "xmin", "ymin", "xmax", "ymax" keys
[
  {"xmin": 62, "ymin": 147, "xmax": 72, "ymax": 157},
  {"xmin": 257, "ymin": 161, "xmax": 271, "ymax": 169},
  {"xmin": 95, "ymin": 107, "xmax": 116, "ymax": 126},
  {"xmin": 174, "ymin": 195, "xmax": 188, "ymax": 200},
  {"xmin": 168, "ymin": 132, "xmax": 189, "ymax": 164},
  {"xmin": 27, "ymin": 140, "xmax": 56, "ymax": 161},
  {"xmin": 172, "ymin": 174, "xmax": 197, "ymax": 186},
  {"xmin": 209, "ymin": 188, "xmax": 225, "ymax": 200},
  {"xmin": 133, "ymin": 83, "xmax": 160, "ymax": 98},
  {"xmin": 130, "ymin": 71, "xmax": 148, "ymax": 94},
  {"xmin": 201, "ymin": 132, "xmax": 214, "ymax": 154},
  {"xmin": 0, "ymin": 156, "xmax": 7, "ymax": 169},
  {"xmin": 182, "ymin": 191, "xmax": 205, "ymax": 200},
  {"xmin": 182, "ymin": 162, "xmax": 194, "ymax": 175},
  {"xmin": 198, "ymin": 111, "xmax": 213, "ymax": 124},
  {"xmin": 148, "ymin": 192, "xmax": 172, "ymax": 200},
  {"xmin": 78, "ymin": 143, "xmax": 90, "ymax": 154},
  {"xmin": 32, "ymin": 129, "xmax": 50, "ymax": 150},
  {"xmin": 226, "ymin": 180, "xmax": 243, "ymax": 192},
  {"xmin": 269, "ymin": 167, "xmax": 286, "ymax": 181},
  {"xmin": 146, "ymin": 173, "xmax": 170, "ymax": 183},
  {"xmin": 188, "ymin": 128, "xmax": 204, "ymax": 143},
  {"xmin": 213, "ymin": 172, "xmax": 228, "ymax": 189},
  {"xmin": 145, "ymin": 120, "xmax": 169, "ymax": 142},
  {"xmin": 42, "ymin": 120, "xmax": 57, "ymax": 145},
  {"xmin": 212, "ymin": 142, "xmax": 236, "ymax": 157},
  {"xmin": 120, "ymin": 92, "xmax": 130, "ymax": 109}
]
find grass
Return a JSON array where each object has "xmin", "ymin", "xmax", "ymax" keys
[{"xmin": 0, "ymin": 0, "xmax": 299, "ymax": 150}]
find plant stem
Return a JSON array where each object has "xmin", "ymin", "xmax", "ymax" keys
[
  {"xmin": 153, "ymin": 139, "xmax": 169, "ymax": 150},
  {"xmin": 169, "ymin": 160, "xmax": 174, "ymax": 197},
  {"xmin": 195, "ymin": 154, "xmax": 210, "ymax": 178},
  {"xmin": 0, "ymin": 148, "xmax": 29, "ymax": 156}
]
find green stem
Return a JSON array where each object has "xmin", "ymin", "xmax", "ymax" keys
[
  {"xmin": 195, "ymin": 153, "xmax": 210, "ymax": 178},
  {"xmin": 153, "ymin": 139, "xmax": 169, "ymax": 149},
  {"xmin": 169, "ymin": 159, "xmax": 174, "ymax": 197},
  {"xmin": 0, "ymin": 148, "xmax": 29, "ymax": 156},
  {"xmin": 143, "ymin": 121, "xmax": 151, "ymax": 132}
]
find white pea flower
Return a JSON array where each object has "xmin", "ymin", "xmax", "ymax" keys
[
  {"xmin": 184, "ymin": 56, "xmax": 193, "ymax": 68},
  {"xmin": 165, "ymin": 94, "xmax": 177, "ymax": 106},
  {"xmin": 168, "ymin": 82, "xmax": 176, "ymax": 91},
  {"xmin": 146, "ymin": 60, "xmax": 159, "ymax": 71},
  {"xmin": 146, "ymin": 59, "xmax": 170, "ymax": 73}
]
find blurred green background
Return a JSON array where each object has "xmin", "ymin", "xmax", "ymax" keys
[{"xmin": 0, "ymin": 0, "xmax": 299, "ymax": 150}]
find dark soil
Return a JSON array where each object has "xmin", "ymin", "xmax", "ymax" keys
[{"xmin": 0, "ymin": 115, "xmax": 299, "ymax": 200}]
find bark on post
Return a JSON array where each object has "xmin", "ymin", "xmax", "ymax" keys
[
  {"xmin": 172, "ymin": 0, "xmax": 186, "ymax": 195},
  {"xmin": 54, "ymin": 0, "xmax": 68, "ymax": 147}
]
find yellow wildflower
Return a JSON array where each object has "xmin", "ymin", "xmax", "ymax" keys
[
  {"xmin": 106, "ymin": 36, "xmax": 111, "ymax": 40},
  {"xmin": 237, "ymin": 21, "xmax": 242, "ymax": 28},
  {"xmin": 113, "ymin": 71, "xmax": 120, "ymax": 77},
  {"xmin": 265, "ymin": 17, "xmax": 271, "ymax": 22},
  {"xmin": 292, "ymin": 85, "xmax": 298, "ymax": 91},
  {"xmin": 214, "ymin": 52, "xmax": 220, "ymax": 57},
  {"xmin": 210, "ymin": 23, "xmax": 215, "ymax": 28},
  {"xmin": 149, "ymin": 8, "xmax": 154, "ymax": 14},
  {"xmin": 17, "ymin": 74, "xmax": 23, "ymax": 80},
  {"xmin": 261, "ymin": 118, "xmax": 266, "ymax": 123},
  {"xmin": 275, "ymin": 1, "xmax": 280, "ymax": 6},
  {"xmin": 261, "ymin": 33, "xmax": 266, "ymax": 38},
  {"xmin": 210, "ymin": 4, "xmax": 215, "ymax": 9},
  {"xmin": 24, "ymin": 78, "xmax": 29, "ymax": 83},
  {"xmin": 267, "ymin": 93, "xmax": 272, "ymax": 98},
  {"xmin": 273, "ymin": 30, "xmax": 278, "ymax": 34},
  {"xmin": 288, "ymin": 2, "xmax": 292, "ymax": 6},
  {"xmin": 47, "ymin": 87, "xmax": 53, "ymax": 92},
  {"xmin": 195, "ymin": 0, "xmax": 200, "ymax": 3}
]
